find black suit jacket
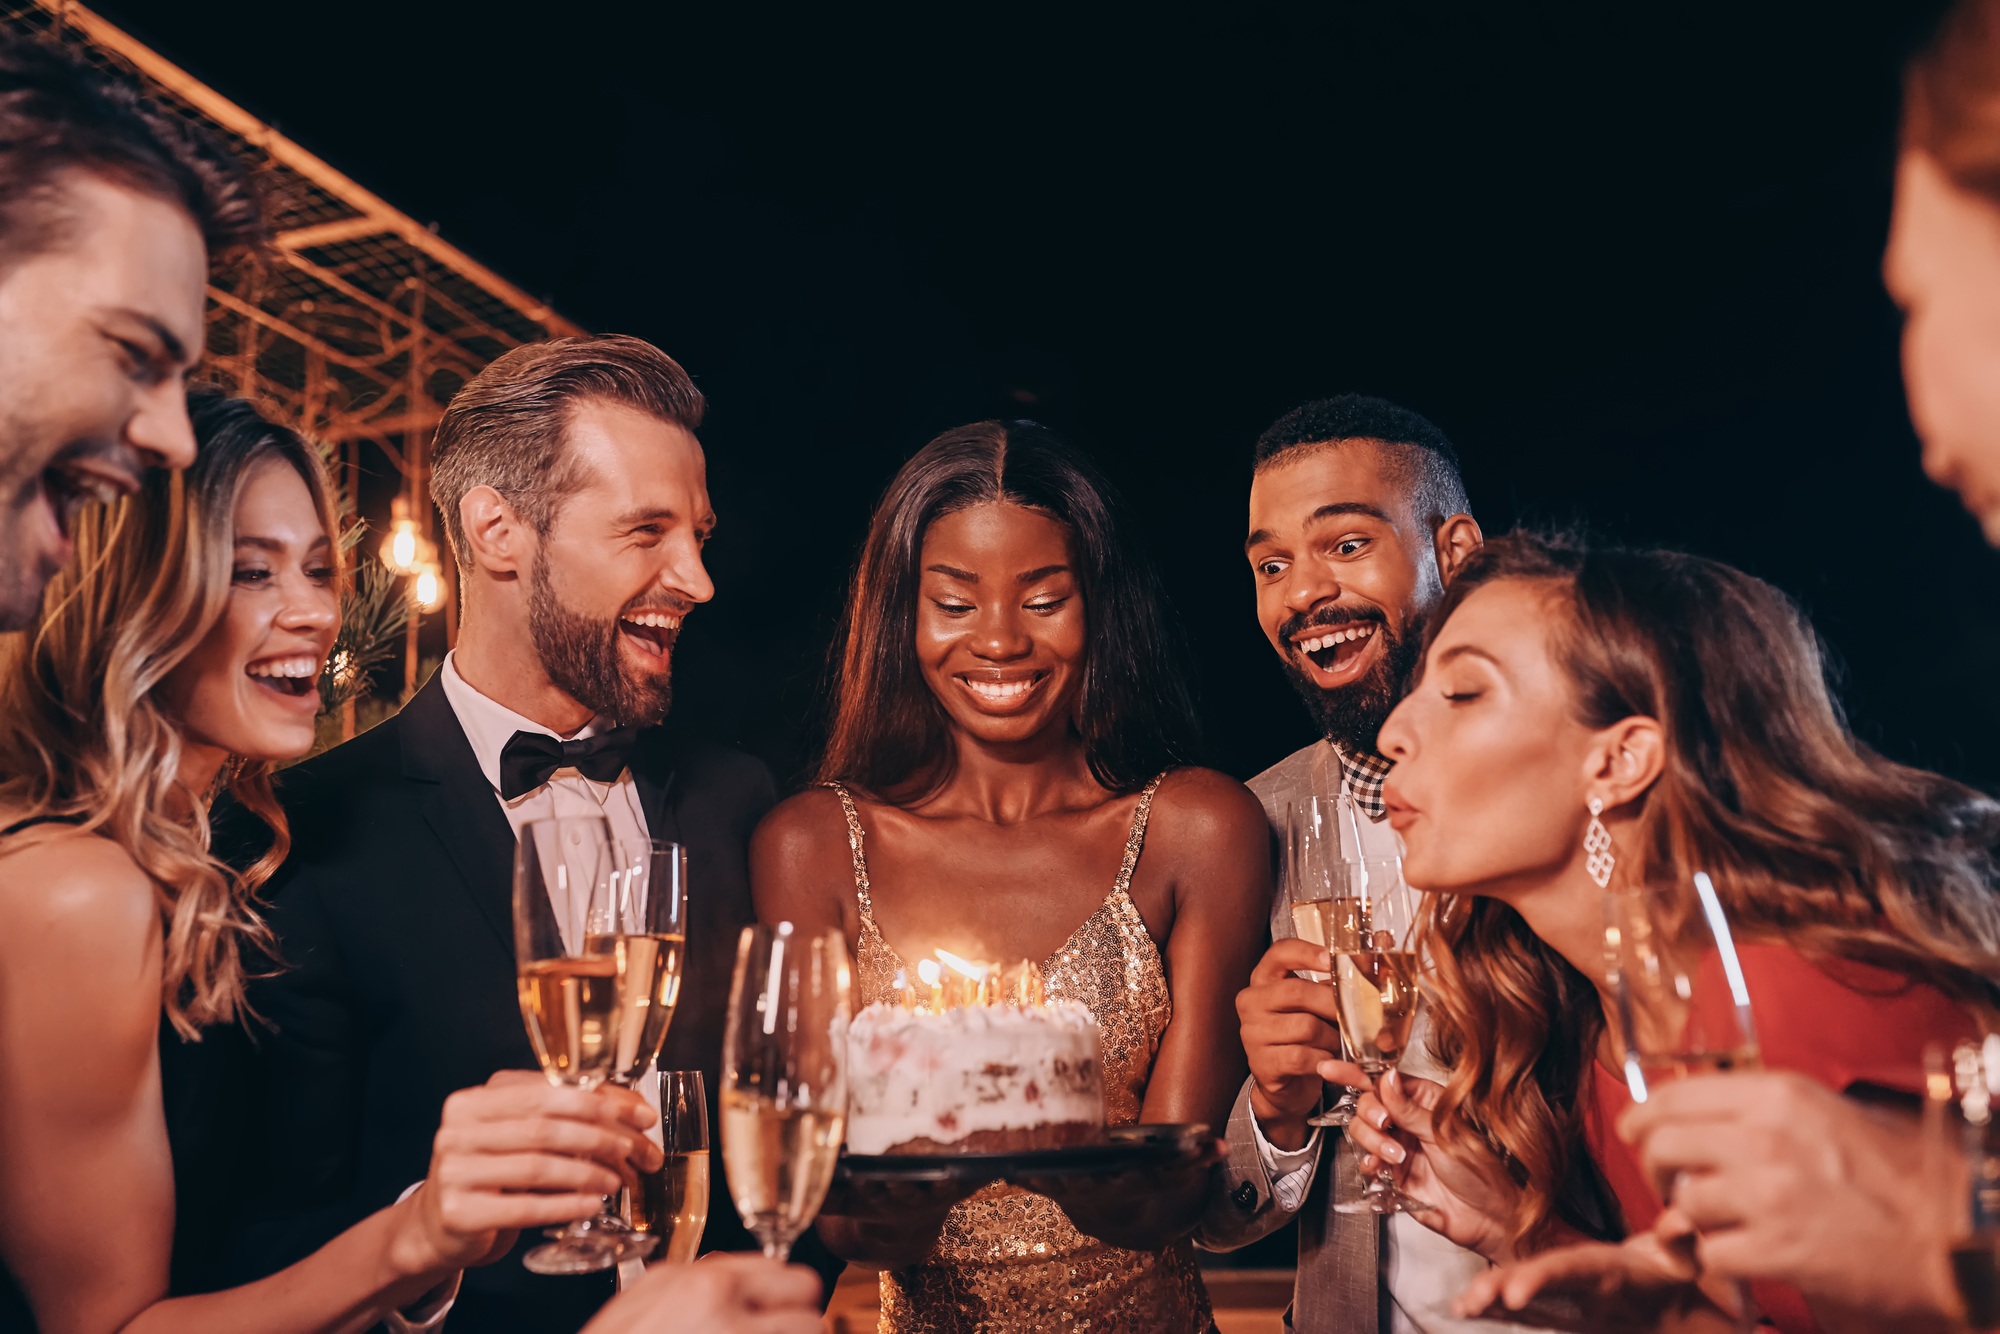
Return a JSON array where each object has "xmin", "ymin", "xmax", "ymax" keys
[{"xmin": 227, "ymin": 675, "xmax": 779, "ymax": 1331}]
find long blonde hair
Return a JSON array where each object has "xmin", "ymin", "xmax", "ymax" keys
[
  {"xmin": 1417, "ymin": 533, "xmax": 2000, "ymax": 1247},
  {"xmin": 0, "ymin": 389, "xmax": 342, "ymax": 1039}
]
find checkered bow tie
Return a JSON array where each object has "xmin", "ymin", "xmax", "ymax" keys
[{"xmin": 1337, "ymin": 746, "xmax": 1393, "ymax": 822}]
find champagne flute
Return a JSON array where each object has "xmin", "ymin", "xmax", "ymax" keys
[
  {"xmin": 1286, "ymin": 796, "xmax": 1362, "ymax": 1129},
  {"xmin": 1606, "ymin": 871, "xmax": 1760, "ymax": 1102},
  {"xmin": 1606, "ymin": 870, "xmax": 1759, "ymax": 1332},
  {"xmin": 514, "ymin": 816, "xmax": 657, "ymax": 1274},
  {"xmin": 600, "ymin": 839, "xmax": 690, "ymax": 1086},
  {"xmin": 720, "ymin": 922, "xmax": 851, "ymax": 1261},
  {"xmin": 623, "ymin": 1069, "xmax": 710, "ymax": 1265},
  {"xmin": 1328, "ymin": 854, "xmax": 1431, "ymax": 1215}
]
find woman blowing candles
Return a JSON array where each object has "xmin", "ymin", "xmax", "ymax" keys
[
  {"xmin": 753, "ymin": 420, "xmax": 1268, "ymax": 1332},
  {"xmin": 0, "ymin": 390, "xmax": 664, "ymax": 1334},
  {"xmin": 1332, "ymin": 532, "xmax": 2000, "ymax": 1334},
  {"xmin": 1515, "ymin": 2, "xmax": 2000, "ymax": 1329}
]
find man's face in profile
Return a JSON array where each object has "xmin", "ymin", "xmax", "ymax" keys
[
  {"xmin": 0, "ymin": 171, "xmax": 206, "ymax": 629},
  {"xmin": 523, "ymin": 400, "xmax": 716, "ymax": 727}
]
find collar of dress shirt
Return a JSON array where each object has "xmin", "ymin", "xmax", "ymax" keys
[{"xmin": 438, "ymin": 650, "xmax": 611, "ymax": 799}]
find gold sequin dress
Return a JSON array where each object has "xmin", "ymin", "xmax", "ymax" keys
[{"xmin": 831, "ymin": 776, "xmax": 1216, "ymax": 1334}]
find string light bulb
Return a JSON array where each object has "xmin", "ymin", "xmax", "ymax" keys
[
  {"xmin": 380, "ymin": 496, "xmax": 422, "ymax": 575},
  {"xmin": 411, "ymin": 563, "xmax": 444, "ymax": 613}
]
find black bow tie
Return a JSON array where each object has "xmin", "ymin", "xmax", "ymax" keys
[{"xmin": 497, "ymin": 727, "xmax": 640, "ymax": 800}]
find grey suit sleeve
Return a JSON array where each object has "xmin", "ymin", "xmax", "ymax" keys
[{"xmin": 1195, "ymin": 1076, "xmax": 1319, "ymax": 1251}]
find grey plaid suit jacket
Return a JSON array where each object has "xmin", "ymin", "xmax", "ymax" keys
[
  {"xmin": 1197, "ymin": 742, "xmax": 1381, "ymax": 1333},
  {"xmin": 1197, "ymin": 742, "xmax": 1557, "ymax": 1334}
]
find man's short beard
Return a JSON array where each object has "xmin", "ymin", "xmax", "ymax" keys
[
  {"xmin": 1280, "ymin": 616, "xmax": 1425, "ymax": 756},
  {"xmin": 526, "ymin": 555, "xmax": 674, "ymax": 727}
]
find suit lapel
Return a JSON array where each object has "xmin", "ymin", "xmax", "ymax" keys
[
  {"xmin": 400, "ymin": 675, "xmax": 518, "ymax": 959},
  {"xmin": 629, "ymin": 728, "xmax": 681, "ymax": 845}
]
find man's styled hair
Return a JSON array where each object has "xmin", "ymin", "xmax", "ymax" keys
[
  {"xmin": 0, "ymin": 36, "xmax": 264, "ymax": 267},
  {"xmin": 429, "ymin": 333, "xmax": 706, "ymax": 568},
  {"xmin": 1253, "ymin": 393, "xmax": 1472, "ymax": 528}
]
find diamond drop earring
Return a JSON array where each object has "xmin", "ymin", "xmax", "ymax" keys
[{"xmin": 1584, "ymin": 796, "xmax": 1616, "ymax": 889}]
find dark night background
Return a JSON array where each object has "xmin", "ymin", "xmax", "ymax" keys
[{"xmin": 99, "ymin": 0, "xmax": 1996, "ymax": 792}]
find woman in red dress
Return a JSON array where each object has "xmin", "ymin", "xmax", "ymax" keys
[{"xmin": 1332, "ymin": 531, "xmax": 2000, "ymax": 1334}]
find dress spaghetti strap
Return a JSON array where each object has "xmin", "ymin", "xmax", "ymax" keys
[
  {"xmin": 825, "ymin": 782, "xmax": 876, "ymax": 925},
  {"xmin": 0, "ymin": 812, "xmax": 85, "ymax": 840},
  {"xmin": 1112, "ymin": 773, "xmax": 1165, "ymax": 897}
]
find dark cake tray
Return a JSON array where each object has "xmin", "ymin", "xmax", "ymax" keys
[{"xmin": 831, "ymin": 1123, "xmax": 1219, "ymax": 1200}]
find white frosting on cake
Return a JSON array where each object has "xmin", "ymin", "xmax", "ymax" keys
[{"xmin": 844, "ymin": 1000, "xmax": 1105, "ymax": 1156}]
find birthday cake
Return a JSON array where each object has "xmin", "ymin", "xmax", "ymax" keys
[{"xmin": 844, "ymin": 959, "xmax": 1105, "ymax": 1156}]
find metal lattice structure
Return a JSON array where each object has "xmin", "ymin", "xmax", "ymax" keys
[{"xmin": 0, "ymin": 0, "xmax": 582, "ymax": 658}]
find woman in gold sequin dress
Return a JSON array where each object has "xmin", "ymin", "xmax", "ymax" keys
[{"xmin": 752, "ymin": 421, "xmax": 1270, "ymax": 1332}]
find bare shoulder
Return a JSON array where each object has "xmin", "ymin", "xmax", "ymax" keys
[
  {"xmin": 1146, "ymin": 767, "xmax": 1270, "ymax": 848},
  {"xmin": 751, "ymin": 786, "xmax": 853, "ymax": 865},
  {"xmin": 749, "ymin": 787, "xmax": 857, "ymax": 930},
  {"xmin": 0, "ymin": 829, "xmax": 160, "ymax": 1057},
  {"xmin": 0, "ymin": 826, "xmax": 156, "ymax": 945}
]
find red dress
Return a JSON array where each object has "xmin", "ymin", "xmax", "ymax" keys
[{"xmin": 1582, "ymin": 941, "xmax": 1978, "ymax": 1334}]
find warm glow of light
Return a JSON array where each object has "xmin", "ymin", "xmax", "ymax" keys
[
  {"xmin": 412, "ymin": 564, "xmax": 443, "ymax": 612},
  {"xmin": 915, "ymin": 958, "xmax": 941, "ymax": 987},
  {"xmin": 934, "ymin": 949, "xmax": 989, "ymax": 981},
  {"xmin": 382, "ymin": 518, "xmax": 421, "ymax": 574}
]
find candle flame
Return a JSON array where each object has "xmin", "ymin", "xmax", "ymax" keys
[
  {"xmin": 916, "ymin": 958, "xmax": 941, "ymax": 986},
  {"xmin": 934, "ymin": 949, "xmax": 989, "ymax": 981}
]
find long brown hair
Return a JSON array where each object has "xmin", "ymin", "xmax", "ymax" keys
[
  {"xmin": 0, "ymin": 389, "xmax": 342, "ymax": 1039},
  {"xmin": 1906, "ymin": 0, "xmax": 2000, "ymax": 203},
  {"xmin": 1419, "ymin": 532, "xmax": 2000, "ymax": 1246},
  {"xmin": 819, "ymin": 420, "xmax": 1201, "ymax": 801}
]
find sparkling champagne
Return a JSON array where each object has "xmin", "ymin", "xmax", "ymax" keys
[
  {"xmin": 1334, "ymin": 949, "xmax": 1420, "ymax": 1070},
  {"xmin": 518, "ymin": 954, "xmax": 620, "ymax": 1086},
  {"xmin": 586, "ymin": 931, "xmax": 686, "ymax": 1081},
  {"xmin": 720, "ymin": 1089, "xmax": 844, "ymax": 1252},
  {"xmin": 625, "ymin": 1148, "xmax": 709, "ymax": 1264},
  {"xmin": 1290, "ymin": 899, "xmax": 1367, "ymax": 953}
]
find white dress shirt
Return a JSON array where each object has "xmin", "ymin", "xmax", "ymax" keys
[
  {"xmin": 439, "ymin": 651, "xmax": 652, "ymax": 890},
  {"xmin": 1252, "ymin": 739, "xmax": 1537, "ymax": 1334},
  {"xmin": 387, "ymin": 654, "xmax": 660, "ymax": 1328}
]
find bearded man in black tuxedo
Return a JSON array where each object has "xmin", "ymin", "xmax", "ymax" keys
[{"xmin": 229, "ymin": 335, "xmax": 831, "ymax": 1331}]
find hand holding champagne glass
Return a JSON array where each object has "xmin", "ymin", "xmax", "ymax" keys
[
  {"xmin": 721, "ymin": 923, "xmax": 851, "ymax": 1261},
  {"xmin": 1606, "ymin": 870, "xmax": 1760, "ymax": 1332},
  {"xmin": 1328, "ymin": 854, "xmax": 1429, "ymax": 1216},
  {"xmin": 1286, "ymin": 795, "xmax": 1363, "ymax": 1129},
  {"xmin": 514, "ymin": 816, "xmax": 659, "ymax": 1273}
]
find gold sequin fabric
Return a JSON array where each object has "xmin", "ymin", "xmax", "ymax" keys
[{"xmin": 832, "ymin": 776, "xmax": 1217, "ymax": 1334}]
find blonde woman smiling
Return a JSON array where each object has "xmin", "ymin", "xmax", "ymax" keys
[{"xmin": 0, "ymin": 390, "xmax": 659, "ymax": 1334}]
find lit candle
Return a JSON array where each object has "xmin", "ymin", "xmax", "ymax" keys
[
  {"xmin": 917, "ymin": 957, "xmax": 942, "ymax": 1013},
  {"xmin": 1003, "ymin": 958, "xmax": 1045, "ymax": 1007},
  {"xmin": 935, "ymin": 950, "xmax": 999, "ymax": 1010}
]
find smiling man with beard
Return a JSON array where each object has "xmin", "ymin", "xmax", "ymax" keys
[
  {"xmin": 0, "ymin": 38, "xmax": 263, "ymax": 628},
  {"xmin": 1198, "ymin": 397, "xmax": 1552, "ymax": 1334},
  {"xmin": 226, "ymin": 336, "xmax": 833, "ymax": 1332}
]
